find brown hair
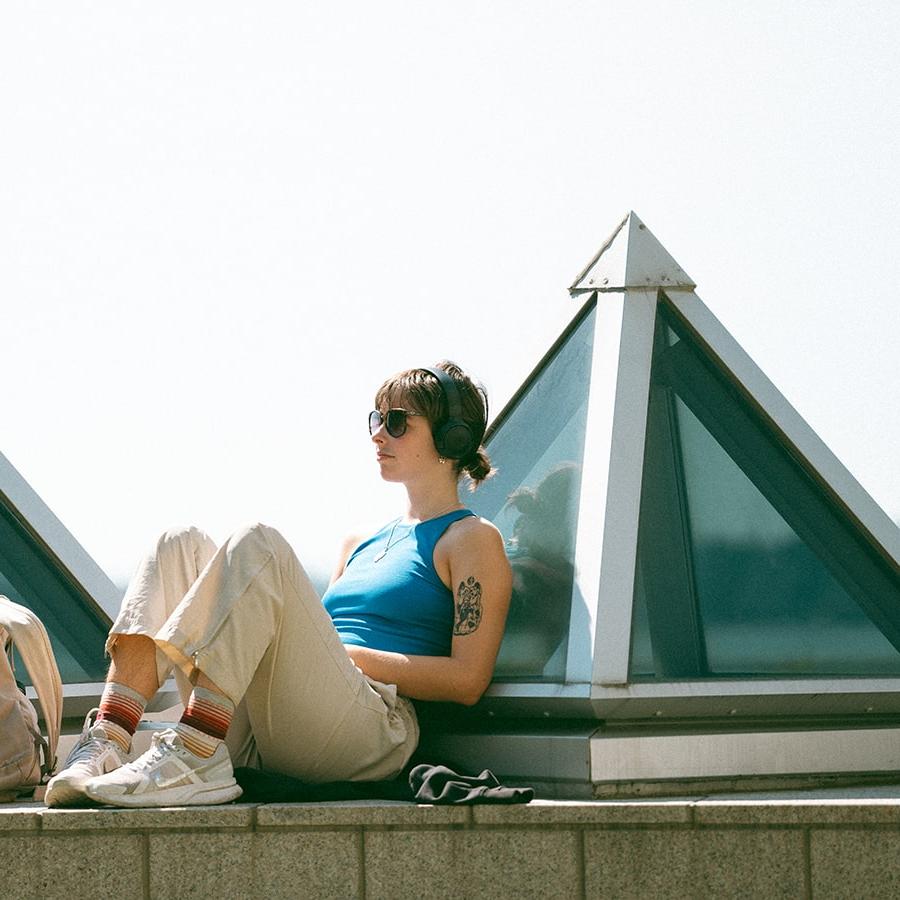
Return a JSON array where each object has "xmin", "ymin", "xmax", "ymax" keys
[{"xmin": 374, "ymin": 360, "xmax": 494, "ymax": 488}]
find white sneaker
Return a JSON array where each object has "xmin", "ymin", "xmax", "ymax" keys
[
  {"xmin": 83, "ymin": 728, "xmax": 242, "ymax": 808},
  {"xmin": 45, "ymin": 709, "xmax": 128, "ymax": 808}
]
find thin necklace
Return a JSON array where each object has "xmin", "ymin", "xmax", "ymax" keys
[
  {"xmin": 373, "ymin": 519, "xmax": 404, "ymax": 563},
  {"xmin": 373, "ymin": 501, "xmax": 463, "ymax": 563}
]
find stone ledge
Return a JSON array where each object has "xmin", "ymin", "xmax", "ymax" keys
[
  {"xmin": 693, "ymin": 798, "xmax": 900, "ymax": 826},
  {"xmin": 256, "ymin": 799, "xmax": 470, "ymax": 827},
  {"xmin": 6, "ymin": 792, "xmax": 900, "ymax": 899},
  {"xmin": 5, "ymin": 786, "xmax": 900, "ymax": 831},
  {"xmin": 0, "ymin": 806, "xmax": 40, "ymax": 831},
  {"xmin": 472, "ymin": 798, "xmax": 694, "ymax": 825},
  {"xmin": 40, "ymin": 803, "xmax": 255, "ymax": 831}
]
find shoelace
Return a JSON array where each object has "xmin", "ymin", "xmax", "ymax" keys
[
  {"xmin": 121, "ymin": 730, "xmax": 179, "ymax": 773},
  {"xmin": 63, "ymin": 708, "xmax": 110, "ymax": 767},
  {"xmin": 66, "ymin": 736, "xmax": 110, "ymax": 767}
]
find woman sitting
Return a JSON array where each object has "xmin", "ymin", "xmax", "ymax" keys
[{"xmin": 46, "ymin": 361, "xmax": 512, "ymax": 807}]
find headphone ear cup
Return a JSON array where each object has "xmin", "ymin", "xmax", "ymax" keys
[{"xmin": 434, "ymin": 421, "xmax": 475, "ymax": 460}]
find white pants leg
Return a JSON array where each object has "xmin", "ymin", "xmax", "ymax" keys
[
  {"xmin": 108, "ymin": 525, "xmax": 217, "ymax": 703},
  {"xmin": 109, "ymin": 523, "xmax": 419, "ymax": 782}
]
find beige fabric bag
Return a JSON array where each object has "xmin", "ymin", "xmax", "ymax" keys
[{"xmin": 0, "ymin": 596, "xmax": 62, "ymax": 801}]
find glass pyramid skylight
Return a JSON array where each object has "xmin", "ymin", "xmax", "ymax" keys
[{"xmin": 472, "ymin": 211, "xmax": 900, "ymax": 721}]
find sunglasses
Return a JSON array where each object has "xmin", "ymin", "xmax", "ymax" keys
[{"xmin": 368, "ymin": 408, "xmax": 423, "ymax": 438}]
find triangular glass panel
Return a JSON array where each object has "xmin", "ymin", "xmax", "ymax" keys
[
  {"xmin": 0, "ymin": 500, "xmax": 109, "ymax": 684},
  {"xmin": 469, "ymin": 299, "xmax": 596, "ymax": 681},
  {"xmin": 630, "ymin": 298, "xmax": 900, "ymax": 679}
]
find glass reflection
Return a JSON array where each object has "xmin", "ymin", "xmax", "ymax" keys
[{"xmin": 471, "ymin": 302, "xmax": 595, "ymax": 681}]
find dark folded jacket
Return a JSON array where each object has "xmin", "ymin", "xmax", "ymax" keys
[{"xmin": 234, "ymin": 762, "xmax": 533, "ymax": 805}]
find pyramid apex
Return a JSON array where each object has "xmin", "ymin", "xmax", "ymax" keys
[{"xmin": 569, "ymin": 212, "xmax": 696, "ymax": 294}]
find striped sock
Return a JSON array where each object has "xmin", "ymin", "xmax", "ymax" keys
[
  {"xmin": 96, "ymin": 682, "xmax": 147, "ymax": 754},
  {"xmin": 176, "ymin": 687, "xmax": 235, "ymax": 759}
]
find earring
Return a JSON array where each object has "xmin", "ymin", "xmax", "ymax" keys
[{"xmin": 439, "ymin": 457, "xmax": 446, "ymax": 465}]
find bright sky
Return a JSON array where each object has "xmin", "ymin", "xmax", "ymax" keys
[{"xmin": 3, "ymin": 2, "xmax": 898, "ymax": 589}]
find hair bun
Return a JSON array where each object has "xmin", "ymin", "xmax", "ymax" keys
[{"xmin": 461, "ymin": 446, "xmax": 494, "ymax": 489}]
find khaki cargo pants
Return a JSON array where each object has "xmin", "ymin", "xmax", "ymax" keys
[{"xmin": 108, "ymin": 523, "xmax": 418, "ymax": 782}]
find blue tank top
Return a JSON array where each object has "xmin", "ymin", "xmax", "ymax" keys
[{"xmin": 322, "ymin": 509, "xmax": 475, "ymax": 656}]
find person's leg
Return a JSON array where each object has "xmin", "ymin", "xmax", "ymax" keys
[
  {"xmin": 90, "ymin": 635, "xmax": 159, "ymax": 753},
  {"xmin": 108, "ymin": 634, "xmax": 161, "ymax": 700},
  {"xmin": 45, "ymin": 526, "xmax": 218, "ymax": 808},
  {"xmin": 232, "ymin": 528, "xmax": 419, "ymax": 783},
  {"xmin": 108, "ymin": 524, "xmax": 220, "ymax": 697},
  {"xmin": 160, "ymin": 522, "xmax": 418, "ymax": 782},
  {"xmin": 83, "ymin": 523, "xmax": 418, "ymax": 808},
  {"xmin": 112, "ymin": 586, "xmax": 236, "ymax": 761}
]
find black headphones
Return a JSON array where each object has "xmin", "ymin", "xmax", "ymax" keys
[{"xmin": 421, "ymin": 365, "xmax": 488, "ymax": 461}]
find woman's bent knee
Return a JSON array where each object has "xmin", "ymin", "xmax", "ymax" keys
[
  {"xmin": 156, "ymin": 524, "xmax": 212, "ymax": 554},
  {"xmin": 225, "ymin": 521, "xmax": 288, "ymax": 558},
  {"xmin": 153, "ymin": 525, "xmax": 218, "ymax": 575}
]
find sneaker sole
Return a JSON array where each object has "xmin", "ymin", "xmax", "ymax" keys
[
  {"xmin": 45, "ymin": 777, "xmax": 98, "ymax": 809},
  {"xmin": 84, "ymin": 779, "xmax": 243, "ymax": 809}
]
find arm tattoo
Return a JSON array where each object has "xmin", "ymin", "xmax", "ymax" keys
[{"xmin": 454, "ymin": 576, "xmax": 483, "ymax": 635}]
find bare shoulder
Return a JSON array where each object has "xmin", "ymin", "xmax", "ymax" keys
[
  {"xmin": 436, "ymin": 516, "xmax": 508, "ymax": 576},
  {"xmin": 338, "ymin": 531, "xmax": 367, "ymax": 557},
  {"xmin": 442, "ymin": 514, "xmax": 503, "ymax": 549},
  {"xmin": 330, "ymin": 531, "xmax": 367, "ymax": 584}
]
